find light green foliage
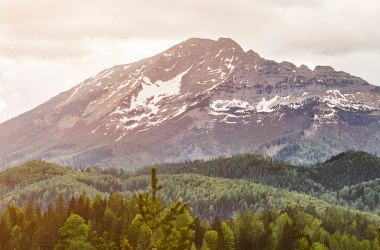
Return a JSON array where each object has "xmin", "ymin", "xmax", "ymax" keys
[
  {"xmin": 203, "ymin": 230, "xmax": 218, "ymax": 250},
  {"xmin": 54, "ymin": 214, "xmax": 92, "ymax": 250},
  {"xmin": 221, "ymin": 223, "xmax": 235, "ymax": 250},
  {"xmin": 232, "ymin": 212, "xmax": 265, "ymax": 249},
  {"xmin": 304, "ymin": 219, "xmax": 328, "ymax": 244},
  {"xmin": 269, "ymin": 212, "xmax": 292, "ymax": 250},
  {"xmin": 9, "ymin": 225, "xmax": 22, "ymax": 250},
  {"xmin": 296, "ymin": 237, "xmax": 310, "ymax": 250},
  {"xmin": 125, "ymin": 214, "xmax": 150, "ymax": 249},
  {"xmin": 120, "ymin": 237, "xmax": 132, "ymax": 250},
  {"xmin": 134, "ymin": 168, "xmax": 196, "ymax": 250},
  {"xmin": 310, "ymin": 242, "xmax": 329, "ymax": 250}
]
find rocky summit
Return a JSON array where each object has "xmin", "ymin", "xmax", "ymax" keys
[{"xmin": 0, "ymin": 38, "xmax": 379, "ymax": 169}]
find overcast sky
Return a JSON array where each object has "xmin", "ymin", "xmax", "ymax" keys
[{"xmin": 0, "ymin": 0, "xmax": 379, "ymax": 122}]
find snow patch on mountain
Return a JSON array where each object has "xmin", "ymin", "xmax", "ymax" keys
[
  {"xmin": 112, "ymin": 66, "xmax": 191, "ymax": 117},
  {"xmin": 172, "ymin": 104, "xmax": 188, "ymax": 117},
  {"xmin": 321, "ymin": 89, "xmax": 375, "ymax": 111},
  {"xmin": 224, "ymin": 57, "xmax": 236, "ymax": 71},
  {"xmin": 111, "ymin": 67, "xmax": 193, "ymax": 141},
  {"xmin": 256, "ymin": 96, "xmax": 279, "ymax": 112},
  {"xmin": 313, "ymin": 109, "xmax": 337, "ymax": 124},
  {"xmin": 210, "ymin": 99, "xmax": 254, "ymax": 113},
  {"xmin": 134, "ymin": 69, "xmax": 188, "ymax": 108}
]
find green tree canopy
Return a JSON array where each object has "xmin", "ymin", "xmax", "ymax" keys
[{"xmin": 54, "ymin": 214, "xmax": 92, "ymax": 250}]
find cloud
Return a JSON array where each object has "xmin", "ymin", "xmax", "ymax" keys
[
  {"xmin": 264, "ymin": 0, "xmax": 380, "ymax": 55},
  {"xmin": 3, "ymin": 0, "xmax": 378, "ymax": 61},
  {"xmin": 0, "ymin": 98, "xmax": 8, "ymax": 119},
  {"xmin": 0, "ymin": 0, "xmax": 379, "ymax": 123},
  {"xmin": 0, "ymin": 39, "xmax": 91, "ymax": 61},
  {"xmin": 0, "ymin": 79, "xmax": 11, "ymax": 121},
  {"xmin": 0, "ymin": 0, "xmax": 316, "ymax": 58},
  {"xmin": 0, "ymin": 37, "xmax": 176, "ymax": 122},
  {"xmin": 0, "ymin": 0, "xmax": 379, "ymax": 62}
]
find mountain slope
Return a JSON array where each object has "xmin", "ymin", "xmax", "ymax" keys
[
  {"xmin": 0, "ymin": 38, "xmax": 379, "ymax": 168},
  {"xmin": 308, "ymin": 151, "xmax": 380, "ymax": 190},
  {"xmin": 1, "ymin": 158, "xmax": 379, "ymax": 223},
  {"xmin": 139, "ymin": 151, "xmax": 380, "ymax": 192},
  {"xmin": 2, "ymin": 151, "xmax": 380, "ymax": 213}
]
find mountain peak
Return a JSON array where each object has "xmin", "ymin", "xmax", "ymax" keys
[
  {"xmin": 216, "ymin": 37, "xmax": 244, "ymax": 51},
  {"xmin": 314, "ymin": 65, "xmax": 335, "ymax": 73},
  {"xmin": 246, "ymin": 49, "xmax": 261, "ymax": 59},
  {"xmin": 180, "ymin": 37, "xmax": 215, "ymax": 47},
  {"xmin": 179, "ymin": 37, "xmax": 243, "ymax": 52},
  {"xmin": 217, "ymin": 37, "xmax": 239, "ymax": 45},
  {"xmin": 0, "ymin": 37, "xmax": 378, "ymax": 169}
]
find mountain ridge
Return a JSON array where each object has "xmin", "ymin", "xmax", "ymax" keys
[{"xmin": 0, "ymin": 37, "xmax": 379, "ymax": 169}]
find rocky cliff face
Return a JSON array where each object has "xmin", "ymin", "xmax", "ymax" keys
[{"xmin": 0, "ymin": 38, "xmax": 379, "ymax": 169}]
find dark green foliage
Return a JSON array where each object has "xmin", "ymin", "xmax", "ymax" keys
[
  {"xmin": 2, "ymin": 151, "xmax": 380, "ymax": 213},
  {"xmin": 136, "ymin": 154, "xmax": 324, "ymax": 194},
  {"xmin": 309, "ymin": 151, "xmax": 380, "ymax": 190},
  {"xmin": 0, "ymin": 152, "xmax": 380, "ymax": 249},
  {"xmin": 136, "ymin": 150, "xmax": 380, "ymax": 195},
  {"xmin": 0, "ymin": 180, "xmax": 378, "ymax": 249}
]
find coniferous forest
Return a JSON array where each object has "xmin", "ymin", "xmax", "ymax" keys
[{"xmin": 0, "ymin": 151, "xmax": 380, "ymax": 249}]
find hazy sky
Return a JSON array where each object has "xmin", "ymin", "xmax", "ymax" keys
[{"xmin": 0, "ymin": 0, "xmax": 379, "ymax": 122}]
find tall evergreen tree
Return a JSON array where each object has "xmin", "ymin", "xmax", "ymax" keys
[
  {"xmin": 54, "ymin": 214, "xmax": 92, "ymax": 250},
  {"xmin": 135, "ymin": 168, "xmax": 196, "ymax": 250}
]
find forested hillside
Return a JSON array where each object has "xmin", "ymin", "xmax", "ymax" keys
[
  {"xmin": 308, "ymin": 150, "xmax": 380, "ymax": 190},
  {"xmin": 0, "ymin": 151, "xmax": 379, "ymax": 249},
  {"xmin": 138, "ymin": 150, "xmax": 380, "ymax": 192},
  {"xmin": 0, "ymin": 168, "xmax": 379, "ymax": 249}
]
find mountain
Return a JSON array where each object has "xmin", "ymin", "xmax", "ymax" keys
[{"xmin": 0, "ymin": 37, "xmax": 379, "ymax": 169}]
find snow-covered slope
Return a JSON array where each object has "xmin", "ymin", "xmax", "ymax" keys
[{"xmin": 0, "ymin": 38, "xmax": 379, "ymax": 168}]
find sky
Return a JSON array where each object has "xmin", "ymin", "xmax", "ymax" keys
[{"xmin": 0, "ymin": 0, "xmax": 379, "ymax": 123}]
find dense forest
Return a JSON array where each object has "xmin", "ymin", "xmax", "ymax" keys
[{"xmin": 0, "ymin": 151, "xmax": 380, "ymax": 249}]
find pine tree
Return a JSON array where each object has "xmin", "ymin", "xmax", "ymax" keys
[
  {"xmin": 309, "ymin": 242, "xmax": 329, "ymax": 250},
  {"xmin": 296, "ymin": 237, "xmax": 309, "ymax": 250},
  {"xmin": 23, "ymin": 200, "xmax": 34, "ymax": 221},
  {"xmin": 221, "ymin": 223, "xmax": 235, "ymax": 250},
  {"xmin": 203, "ymin": 230, "xmax": 218, "ymax": 250},
  {"xmin": 67, "ymin": 196, "xmax": 76, "ymax": 216},
  {"xmin": 55, "ymin": 194, "xmax": 67, "ymax": 227},
  {"xmin": 135, "ymin": 168, "xmax": 196, "ymax": 250},
  {"xmin": 0, "ymin": 215, "xmax": 10, "ymax": 249},
  {"xmin": 54, "ymin": 214, "xmax": 92, "ymax": 250},
  {"xmin": 211, "ymin": 216, "xmax": 224, "ymax": 250},
  {"xmin": 194, "ymin": 217, "xmax": 206, "ymax": 249},
  {"xmin": 21, "ymin": 201, "xmax": 36, "ymax": 249}
]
